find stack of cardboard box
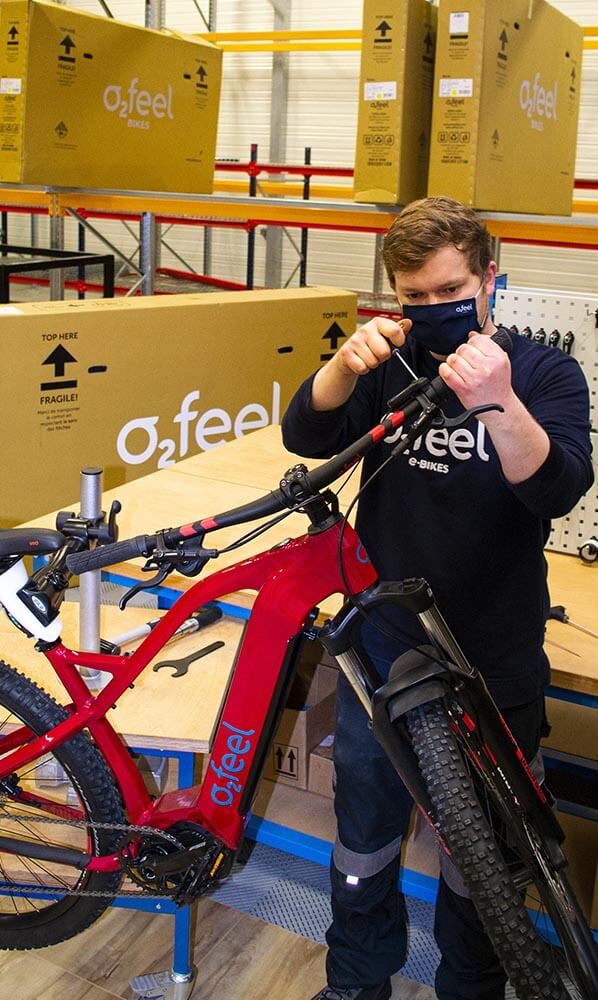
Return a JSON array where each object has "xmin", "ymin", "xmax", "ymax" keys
[{"xmin": 354, "ymin": 0, "xmax": 583, "ymax": 214}]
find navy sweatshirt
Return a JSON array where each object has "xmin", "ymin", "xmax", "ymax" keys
[{"xmin": 282, "ymin": 331, "xmax": 594, "ymax": 708}]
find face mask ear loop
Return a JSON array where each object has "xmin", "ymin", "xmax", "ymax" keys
[{"xmin": 475, "ymin": 277, "xmax": 489, "ymax": 332}]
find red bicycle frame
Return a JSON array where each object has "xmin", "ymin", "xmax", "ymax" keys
[{"xmin": 0, "ymin": 517, "xmax": 377, "ymax": 869}]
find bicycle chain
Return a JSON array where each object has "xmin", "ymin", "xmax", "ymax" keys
[{"xmin": 0, "ymin": 807, "xmax": 186, "ymax": 900}]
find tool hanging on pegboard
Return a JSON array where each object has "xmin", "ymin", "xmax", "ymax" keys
[{"xmin": 495, "ymin": 289, "xmax": 597, "ymax": 558}]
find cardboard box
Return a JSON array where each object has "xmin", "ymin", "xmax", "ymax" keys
[
  {"xmin": 540, "ymin": 700, "xmax": 597, "ymax": 929},
  {"xmin": 0, "ymin": 0, "xmax": 221, "ymax": 191},
  {"xmin": 532, "ymin": 811, "xmax": 598, "ymax": 930},
  {"xmin": 354, "ymin": 0, "xmax": 437, "ymax": 204},
  {"xmin": 542, "ymin": 698, "xmax": 596, "ymax": 762},
  {"xmin": 0, "ymin": 287, "xmax": 357, "ymax": 525},
  {"xmin": 264, "ymin": 663, "xmax": 338, "ymax": 789},
  {"xmin": 427, "ymin": 0, "xmax": 583, "ymax": 214},
  {"xmin": 308, "ymin": 734, "xmax": 335, "ymax": 799}
]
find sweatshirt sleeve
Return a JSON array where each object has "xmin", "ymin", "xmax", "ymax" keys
[
  {"xmin": 507, "ymin": 349, "xmax": 594, "ymax": 518},
  {"xmin": 281, "ymin": 370, "xmax": 380, "ymax": 459}
]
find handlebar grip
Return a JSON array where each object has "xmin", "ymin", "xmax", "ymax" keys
[
  {"xmin": 491, "ymin": 328, "xmax": 513, "ymax": 354},
  {"xmin": 66, "ymin": 535, "xmax": 153, "ymax": 575},
  {"xmin": 425, "ymin": 329, "xmax": 513, "ymax": 401}
]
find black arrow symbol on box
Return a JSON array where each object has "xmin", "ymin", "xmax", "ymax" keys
[
  {"xmin": 197, "ymin": 65, "xmax": 207, "ymax": 81},
  {"xmin": 322, "ymin": 321, "xmax": 346, "ymax": 352},
  {"xmin": 499, "ymin": 29, "xmax": 508, "ymax": 51},
  {"xmin": 8, "ymin": 26, "xmax": 18, "ymax": 41},
  {"xmin": 60, "ymin": 35, "xmax": 76, "ymax": 55},
  {"xmin": 275, "ymin": 747, "xmax": 285, "ymax": 770},
  {"xmin": 491, "ymin": 129, "xmax": 499, "ymax": 147},
  {"xmin": 42, "ymin": 345, "xmax": 77, "ymax": 378},
  {"xmin": 287, "ymin": 748, "xmax": 296, "ymax": 773},
  {"xmin": 424, "ymin": 32, "xmax": 433, "ymax": 53},
  {"xmin": 376, "ymin": 20, "xmax": 391, "ymax": 37}
]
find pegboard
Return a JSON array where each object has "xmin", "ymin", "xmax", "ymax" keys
[{"xmin": 494, "ymin": 289, "xmax": 598, "ymax": 556}]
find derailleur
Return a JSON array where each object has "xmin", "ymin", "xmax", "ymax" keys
[{"xmin": 118, "ymin": 822, "xmax": 234, "ymax": 905}]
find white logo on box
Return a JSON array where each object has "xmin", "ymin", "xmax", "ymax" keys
[
  {"xmin": 116, "ymin": 384, "xmax": 281, "ymax": 469},
  {"xmin": 519, "ymin": 74, "xmax": 557, "ymax": 130},
  {"xmin": 103, "ymin": 77, "xmax": 174, "ymax": 127}
]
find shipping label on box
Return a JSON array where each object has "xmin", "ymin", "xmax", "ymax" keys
[
  {"xmin": 0, "ymin": 0, "xmax": 222, "ymax": 191},
  {"xmin": 427, "ymin": 0, "xmax": 583, "ymax": 214},
  {"xmin": 354, "ymin": 0, "xmax": 437, "ymax": 205},
  {"xmin": 0, "ymin": 287, "xmax": 357, "ymax": 526}
]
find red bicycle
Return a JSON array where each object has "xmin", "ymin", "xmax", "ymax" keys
[{"xmin": 0, "ymin": 366, "xmax": 596, "ymax": 1000}]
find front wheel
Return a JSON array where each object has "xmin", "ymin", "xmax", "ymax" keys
[
  {"xmin": 0, "ymin": 660, "xmax": 125, "ymax": 949},
  {"xmin": 407, "ymin": 700, "xmax": 597, "ymax": 1000}
]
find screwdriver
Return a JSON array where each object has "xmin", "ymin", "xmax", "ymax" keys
[{"xmin": 548, "ymin": 605, "xmax": 598, "ymax": 640}]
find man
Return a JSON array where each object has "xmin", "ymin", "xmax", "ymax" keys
[{"xmin": 281, "ymin": 197, "xmax": 593, "ymax": 1000}]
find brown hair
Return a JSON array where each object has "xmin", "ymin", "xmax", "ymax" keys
[{"xmin": 381, "ymin": 197, "xmax": 493, "ymax": 288}]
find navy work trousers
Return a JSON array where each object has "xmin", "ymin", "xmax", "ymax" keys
[{"xmin": 326, "ymin": 663, "xmax": 547, "ymax": 998}]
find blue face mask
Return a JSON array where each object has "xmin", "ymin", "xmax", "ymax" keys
[{"xmin": 400, "ymin": 281, "xmax": 486, "ymax": 356}]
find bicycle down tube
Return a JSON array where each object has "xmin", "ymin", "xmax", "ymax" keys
[{"xmin": 0, "ymin": 517, "xmax": 377, "ymax": 858}]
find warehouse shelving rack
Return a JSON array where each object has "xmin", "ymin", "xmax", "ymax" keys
[{"xmin": 0, "ymin": 174, "xmax": 597, "ymax": 301}]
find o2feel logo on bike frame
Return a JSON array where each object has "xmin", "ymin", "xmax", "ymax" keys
[{"xmin": 209, "ymin": 720, "xmax": 256, "ymax": 807}]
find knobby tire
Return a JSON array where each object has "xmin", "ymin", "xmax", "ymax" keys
[
  {"xmin": 0, "ymin": 660, "xmax": 125, "ymax": 949},
  {"xmin": 407, "ymin": 699, "xmax": 596, "ymax": 1000}
]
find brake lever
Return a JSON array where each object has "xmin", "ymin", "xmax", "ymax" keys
[
  {"xmin": 118, "ymin": 562, "xmax": 174, "ymax": 611},
  {"xmin": 432, "ymin": 403, "xmax": 504, "ymax": 430}
]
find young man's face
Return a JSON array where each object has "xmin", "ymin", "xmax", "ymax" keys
[{"xmin": 393, "ymin": 244, "xmax": 497, "ymax": 335}]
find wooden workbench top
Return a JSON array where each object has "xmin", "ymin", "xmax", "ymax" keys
[{"xmin": 0, "ymin": 602, "xmax": 243, "ymax": 753}]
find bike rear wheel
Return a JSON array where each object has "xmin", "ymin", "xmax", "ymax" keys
[
  {"xmin": 407, "ymin": 699, "xmax": 597, "ymax": 1000},
  {"xmin": 0, "ymin": 660, "xmax": 125, "ymax": 949}
]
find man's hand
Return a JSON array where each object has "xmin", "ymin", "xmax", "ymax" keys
[
  {"xmin": 334, "ymin": 316, "xmax": 411, "ymax": 376},
  {"xmin": 312, "ymin": 316, "xmax": 411, "ymax": 411},
  {"xmin": 439, "ymin": 332, "xmax": 514, "ymax": 415},
  {"xmin": 440, "ymin": 332, "xmax": 550, "ymax": 483}
]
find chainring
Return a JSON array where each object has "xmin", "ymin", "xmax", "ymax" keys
[{"xmin": 118, "ymin": 821, "xmax": 234, "ymax": 904}]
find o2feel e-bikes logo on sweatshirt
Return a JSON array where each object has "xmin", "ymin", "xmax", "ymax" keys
[{"xmin": 103, "ymin": 77, "xmax": 174, "ymax": 129}]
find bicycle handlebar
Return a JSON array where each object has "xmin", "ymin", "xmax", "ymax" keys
[
  {"xmin": 67, "ymin": 535, "xmax": 155, "ymax": 574},
  {"xmin": 66, "ymin": 331, "xmax": 511, "ymax": 577}
]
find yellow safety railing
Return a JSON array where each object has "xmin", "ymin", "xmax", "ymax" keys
[
  {"xmin": 584, "ymin": 26, "xmax": 598, "ymax": 49},
  {"xmin": 199, "ymin": 29, "xmax": 361, "ymax": 53},
  {"xmin": 199, "ymin": 26, "xmax": 597, "ymax": 53}
]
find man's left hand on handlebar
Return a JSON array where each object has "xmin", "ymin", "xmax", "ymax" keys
[{"xmin": 439, "ymin": 331, "xmax": 515, "ymax": 422}]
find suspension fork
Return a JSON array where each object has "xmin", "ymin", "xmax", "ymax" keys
[
  {"xmin": 318, "ymin": 578, "xmax": 464, "ymax": 818},
  {"xmin": 322, "ymin": 578, "xmax": 566, "ymax": 864}
]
